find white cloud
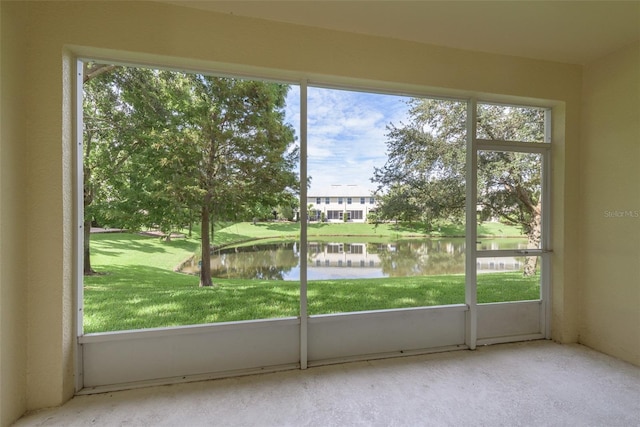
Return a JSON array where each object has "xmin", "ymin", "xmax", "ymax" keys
[{"xmin": 285, "ymin": 85, "xmax": 411, "ymax": 193}]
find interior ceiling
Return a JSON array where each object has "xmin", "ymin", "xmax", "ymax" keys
[{"xmin": 161, "ymin": 1, "xmax": 640, "ymax": 65}]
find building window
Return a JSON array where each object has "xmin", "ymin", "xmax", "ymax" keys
[
  {"xmin": 369, "ymin": 197, "xmax": 375, "ymax": 204},
  {"xmin": 327, "ymin": 244, "xmax": 343, "ymax": 254},
  {"xmin": 340, "ymin": 211, "xmax": 351, "ymax": 221},
  {"xmin": 338, "ymin": 197, "xmax": 343, "ymax": 204},
  {"xmin": 327, "ymin": 210, "xmax": 341, "ymax": 220},
  {"xmin": 360, "ymin": 197, "xmax": 365, "ymax": 204},
  {"xmin": 316, "ymin": 197, "xmax": 321, "ymax": 204},
  {"xmin": 325, "ymin": 197, "xmax": 330, "ymax": 204},
  {"xmin": 349, "ymin": 210, "xmax": 363, "ymax": 220},
  {"xmin": 347, "ymin": 197, "xmax": 352, "ymax": 204},
  {"xmin": 349, "ymin": 244, "xmax": 364, "ymax": 254}
]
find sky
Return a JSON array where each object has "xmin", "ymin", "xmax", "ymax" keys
[{"xmin": 284, "ymin": 86, "xmax": 411, "ymax": 194}]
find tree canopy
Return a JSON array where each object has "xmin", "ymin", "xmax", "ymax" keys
[{"xmin": 372, "ymin": 98, "xmax": 545, "ymax": 275}]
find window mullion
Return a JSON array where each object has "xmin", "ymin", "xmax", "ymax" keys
[
  {"xmin": 465, "ymin": 98, "xmax": 478, "ymax": 350},
  {"xmin": 299, "ymin": 79, "xmax": 308, "ymax": 369}
]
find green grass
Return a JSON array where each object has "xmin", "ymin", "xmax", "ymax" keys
[
  {"xmin": 214, "ymin": 220, "xmax": 524, "ymax": 248},
  {"xmin": 84, "ymin": 222, "xmax": 534, "ymax": 333}
]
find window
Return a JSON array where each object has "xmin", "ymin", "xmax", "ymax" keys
[
  {"xmin": 80, "ymin": 62, "xmax": 551, "ymax": 331},
  {"xmin": 77, "ymin": 59, "xmax": 553, "ymax": 393},
  {"xmin": 477, "ymin": 104, "xmax": 547, "ymax": 143},
  {"xmin": 327, "ymin": 244, "xmax": 343, "ymax": 254},
  {"xmin": 81, "ymin": 63, "xmax": 301, "ymax": 332},
  {"xmin": 348, "ymin": 244, "xmax": 364, "ymax": 254},
  {"xmin": 327, "ymin": 210, "xmax": 341, "ymax": 220},
  {"xmin": 349, "ymin": 210, "xmax": 363, "ymax": 220},
  {"xmin": 306, "ymin": 87, "xmax": 468, "ymax": 315}
]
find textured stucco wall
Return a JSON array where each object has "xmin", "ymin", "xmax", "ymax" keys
[
  {"xmin": 580, "ymin": 42, "xmax": 640, "ymax": 366},
  {"xmin": 0, "ymin": 1, "xmax": 29, "ymax": 425}
]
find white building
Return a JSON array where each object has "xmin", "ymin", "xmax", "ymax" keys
[{"xmin": 305, "ymin": 185, "xmax": 377, "ymax": 222}]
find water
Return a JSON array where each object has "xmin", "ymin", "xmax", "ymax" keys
[{"xmin": 181, "ymin": 238, "xmax": 529, "ymax": 280}]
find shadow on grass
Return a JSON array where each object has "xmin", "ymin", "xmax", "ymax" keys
[
  {"xmin": 307, "ymin": 276, "xmax": 466, "ymax": 314},
  {"xmin": 83, "ymin": 264, "xmax": 300, "ymax": 333},
  {"xmin": 84, "ymin": 259, "xmax": 539, "ymax": 333},
  {"xmin": 307, "ymin": 272, "xmax": 539, "ymax": 314},
  {"xmin": 91, "ymin": 232, "xmax": 199, "ymax": 258}
]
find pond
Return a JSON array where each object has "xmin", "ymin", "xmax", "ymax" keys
[{"xmin": 180, "ymin": 238, "xmax": 529, "ymax": 280}]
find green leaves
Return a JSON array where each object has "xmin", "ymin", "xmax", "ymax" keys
[
  {"xmin": 373, "ymin": 99, "xmax": 467, "ymax": 226},
  {"xmin": 373, "ymin": 99, "xmax": 544, "ymax": 249},
  {"xmin": 83, "ymin": 65, "xmax": 299, "ymax": 284}
]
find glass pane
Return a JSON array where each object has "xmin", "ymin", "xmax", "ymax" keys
[
  {"xmin": 477, "ymin": 151, "xmax": 543, "ymax": 250},
  {"xmin": 82, "ymin": 63, "xmax": 301, "ymax": 332},
  {"xmin": 477, "ymin": 256, "xmax": 541, "ymax": 302},
  {"xmin": 477, "ymin": 103, "xmax": 547, "ymax": 143},
  {"xmin": 307, "ymin": 90, "xmax": 468, "ymax": 314}
]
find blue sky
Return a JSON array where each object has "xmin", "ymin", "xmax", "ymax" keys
[{"xmin": 285, "ymin": 86, "xmax": 411, "ymax": 194}]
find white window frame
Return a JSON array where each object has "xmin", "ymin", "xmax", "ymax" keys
[{"xmin": 74, "ymin": 56, "xmax": 554, "ymax": 393}]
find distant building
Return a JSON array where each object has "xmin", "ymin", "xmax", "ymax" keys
[{"xmin": 305, "ymin": 185, "xmax": 377, "ymax": 222}]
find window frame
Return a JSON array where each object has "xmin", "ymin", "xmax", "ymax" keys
[{"xmin": 75, "ymin": 55, "xmax": 555, "ymax": 393}]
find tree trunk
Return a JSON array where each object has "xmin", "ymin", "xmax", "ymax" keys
[
  {"xmin": 83, "ymin": 218, "xmax": 95, "ymax": 275},
  {"xmin": 523, "ymin": 202, "xmax": 542, "ymax": 277},
  {"xmin": 199, "ymin": 201, "xmax": 213, "ymax": 287}
]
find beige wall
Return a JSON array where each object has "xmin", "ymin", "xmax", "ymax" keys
[
  {"xmin": 580, "ymin": 42, "xmax": 640, "ymax": 366},
  {"xmin": 0, "ymin": 0, "xmax": 593, "ymax": 423},
  {"xmin": 0, "ymin": 2, "xmax": 29, "ymax": 425}
]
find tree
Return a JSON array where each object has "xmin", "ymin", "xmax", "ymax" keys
[
  {"xmin": 372, "ymin": 99, "xmax": 467, "ymax": 229},
  {"xmin": 83, "ymin": 63, "xmax": 117, "ymax": 274},
  {"xmin": 172, "ymin": 75, "xmax": 299, "ymax": 286},
  {"xmin": 83, "ymin": 66, "xmax": 299, "ymax": 286},
  {"xmin": 82, "ymin": 65, "xmax": 185, "ymax": 273},
  {"xmin": 372, "ymin": 99, "xmax": 544, "ymax": 276}
]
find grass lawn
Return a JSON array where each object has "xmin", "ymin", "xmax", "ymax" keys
[
  {"xmin": 214, "ymin": 220, "xmax": 524, "ymax": 247},
  {"xmin": 84, "ymin": 222, "xmax": 535, "ymax": 333}
]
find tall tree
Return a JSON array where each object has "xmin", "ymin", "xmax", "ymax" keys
[
  {"xmin": 83, "ymin": 67, "xmax": 299, "ymax": 286},
  {"xmin": 160, "ymin": 74, "xmax": 299, "ymax": 287},
  {"xmin": 372, "ymin": 100, "xmax": 467, "ymax": 229},
  {"xmin": 372, "ymin": 99, "xmax": 544, "ymax": 276},
  {"xmin": 83, "ymin": 65, "xmax": 180, "ymax": 273}
]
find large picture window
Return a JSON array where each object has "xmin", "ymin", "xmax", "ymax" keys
[
  {"xmin": 81, "ymin": 64, "xmax": 301, "ymax": 332},
  {"xmin": 76, "ymin": 59, "xmax": 553, "ymax": 392},
  {"xmin": 79, "ymin": 62, "xmax": 550, "ymax": 336}
]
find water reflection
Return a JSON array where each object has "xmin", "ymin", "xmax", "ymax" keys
[{"xmin": 181, "ymin": 239, "xmax": 528, "ymax": 280}]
